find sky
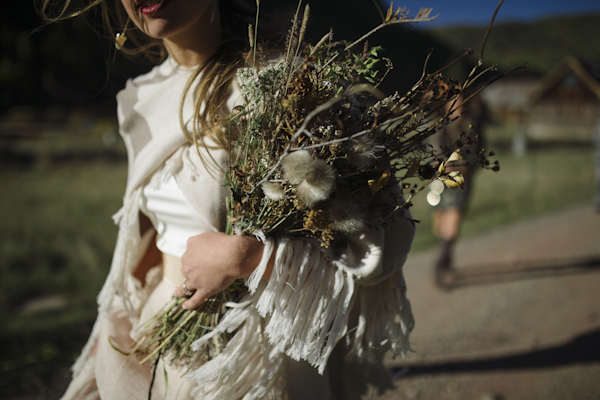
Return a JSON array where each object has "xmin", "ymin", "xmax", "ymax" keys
[{"xmin": 381, "ymin": 0, "xmax": 600, "ymax": 27}]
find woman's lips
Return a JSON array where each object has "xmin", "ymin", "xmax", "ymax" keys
[{"xmin": 139, "ymin": 0, "xmax": 169, "ymax": 16}]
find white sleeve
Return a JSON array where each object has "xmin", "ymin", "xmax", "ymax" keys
[{"xmin": 245, "ymin": 211, "xmax": 415, "ymax": 374}]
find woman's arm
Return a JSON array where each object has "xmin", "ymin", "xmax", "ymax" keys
[{"xmin": 175, "ymin": 232, "xmax": 274, "ymax": 309}]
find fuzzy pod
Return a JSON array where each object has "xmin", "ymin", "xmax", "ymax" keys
[
  {"xmin": 296, "ymin": 180, "xmax": 333, "ymax": 208},
  {"xmin": 262, "ymin": 182, "xmax": 286, "ymax": 201},
  {"xmin": 283, "ymin": 150, "xmax": 336, "ymax": 207},
  {"xmin": 346, "ymin": 138, "xmax": 385, "ymax": 169}
]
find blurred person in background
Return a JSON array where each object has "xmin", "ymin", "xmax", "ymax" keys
[
  {"xmin": 38, "ymin": 0, "xmax": 416, "ymax": 399},
  {"xmin": 428, "ymin": 92, "xmax": 487, "ymax": 288}
]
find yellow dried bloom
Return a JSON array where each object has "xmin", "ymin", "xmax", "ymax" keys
[
  {"xmin": 447, "ymin": 149, "xmax": 463, "ymax": 162},
  {"xmin": 439, "ymin": 171, "xmax": 465, "ymax": 189},
  {"xmin": 368, "ymin": 169, "xmax": 391, "ymax": 195}
]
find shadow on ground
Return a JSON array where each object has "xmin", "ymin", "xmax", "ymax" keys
[
  {"xmin": 439, "ymin": 256, "xmax": 600, "ymax": 289},
  {"xmin": 391, "ymin": 328, "xmax": 600, "ymax": 377}
]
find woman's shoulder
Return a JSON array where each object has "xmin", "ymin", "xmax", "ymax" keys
[{"xmin": 117, "ymin": 57, "xmax": 192, "ymax": 102}]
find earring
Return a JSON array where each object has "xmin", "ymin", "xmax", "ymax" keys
[
  {"xmin": 210, "ymin": 8, "xmax": 216, "ymax": 23},
  {"xmin": 115, "ymin": 17, "xmax": 131, "ymax": 50}
]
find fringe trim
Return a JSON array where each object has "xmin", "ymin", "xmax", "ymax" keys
[
  {"xmin": 188, "ymin": 300, "xmax": 285, "ymax": 400},
  {"xmin": 71, "ymin": 187, "xmax": 144, "ymax": 377},
  {"xmin": 98, "ymin": 188, "xmax": 142, "ymax": 318},
  {"xmin": 97, "ymin": 187, "xmax": 144, "ymax": 319},
  {"xmin": 246, "ymin": 233, "xmax": 275, "ymax": 294},
  {"xmin": 73, "ymin": 152, "xmax": 188, "ymax": 377},
  {"xmin": 98, "ymin": 149, "xmax": 186, "ymax": 320},
  {"xmin": 146, "ymin": 147, "xmax": 184, "ymax": 190},
  {"xmin": 347, "ymin": 256, "xmax": 414, "ymax": 363},
  {"xmin": 247, "ymin": 237, "xmax": 414, "ymax": 373},
  {"xmin": 251, "ymin": 238, "xmax": 355, "ymax": 375}
]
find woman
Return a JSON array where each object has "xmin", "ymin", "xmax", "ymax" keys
[{"xmin": 41, "ymin": 1, "xmax": 416, "ymax": 399}]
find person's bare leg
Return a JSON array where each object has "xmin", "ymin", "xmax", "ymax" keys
[
  {"xmin": 434, "ymin": 208, "xmax": 461, "ymax": 240},
  {"xmin": 433, "ymin": 208, "xmax": 461, "ymax": 288}
]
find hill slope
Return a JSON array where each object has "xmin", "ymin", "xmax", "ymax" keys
[{"xmin": 426, "ymin": 13, "xmax": 600, "ymax": 75}]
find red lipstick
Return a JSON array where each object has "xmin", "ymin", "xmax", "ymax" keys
[{"xmin": 139, "ymin": 0, "xmax": 170, "ymax": 16}]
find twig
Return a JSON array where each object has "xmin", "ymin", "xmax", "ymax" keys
[
  {"xmin": 321, "ymin": 13, "xmax": 437, "ymax": 72},
  {"xmin": 252, "ymin": 0, "xmax": 260, "ymax": 69},
  {"xmin": 309, "ymin": 31, "xmax": 333, "ymax": 58},
  {"xmin": 460, "ymin": 64, "xmax": 529, "ymax": 107},
  {"xmin": 467, "ymin": 0, "xmax": 505, "ymax": 80},
  {"xmin": 371, "ymin": 0, "xmax": 385, "ymax": 21}
]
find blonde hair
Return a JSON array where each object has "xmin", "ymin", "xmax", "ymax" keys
[{"xmin": 37, "ymin": 0, "xmax": 256, "ymax": 152}]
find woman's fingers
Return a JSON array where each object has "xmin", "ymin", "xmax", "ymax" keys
[
  {"xmin": 174, "ymin": 282, "xmax": 206, "ymax": 309},
  {"xmin": 182, "ymin": 290, "xmax": 206, "ymax": 310},
  {"xmin": 174, "ymin": 282, "xmax": 192, "ymax": 298},
  {"xmin": 174, "ymin": 281, "xmax": 216, "ymax": 310}
]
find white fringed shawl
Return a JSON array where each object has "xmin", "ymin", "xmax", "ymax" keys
[{"xmin": 70, "ymin": 57, "xmax": 416, "ymax": 400}]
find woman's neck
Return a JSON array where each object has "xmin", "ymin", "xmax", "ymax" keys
[{"xmin": 163, "ymin": 9, "xmax": 223, "ymax": 68}]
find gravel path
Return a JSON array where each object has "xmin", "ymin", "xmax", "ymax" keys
[{"xmin": 383, "ymin": 204, "xmax": 600, "ymax": 400}]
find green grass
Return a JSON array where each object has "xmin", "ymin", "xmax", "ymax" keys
[
  {"xmin": 0, "ymin": 159, "xmax": 127, "ymax": 397},
  {"xmin": 0, "ymin": 138, "xmax": 596, "ymax": 397}
]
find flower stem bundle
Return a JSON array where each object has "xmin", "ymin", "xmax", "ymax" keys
[{"xmin": 113, "ymin": 280, "xmax": 246, "ymax": 367}]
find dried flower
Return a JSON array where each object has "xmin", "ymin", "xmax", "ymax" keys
[
  {"xmin": 439, "ymin": 171, "xmax": 465, "ymax": 189},
  {"xmin": 368, "ymin": 169, "xmax": 392, "ymax": 195},
  {"xmin": 248, "ymin": 24, "xmax": 254, "ymax": 48},
  {"xmin": 262, "ymin": 182, "xmax": 286, "ymax": 201},
  {"xmin": 347, "ymin": 137, "xmax": 385, "ymax": 169},
  {"xmin": 447, "ymin": 149, "xmax": 463, "ymax": 162},
  {"xmin": 283, "ymin": 150, "xmax": 336, "ymax": 207},
  {"xmin": 296, "ymin": 180, "xmax": 333, "ymax": 208}
]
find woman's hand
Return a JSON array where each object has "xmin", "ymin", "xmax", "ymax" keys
[{"xmin": 174, "ymin": 232, "xmax": 270, "ymax": 309}]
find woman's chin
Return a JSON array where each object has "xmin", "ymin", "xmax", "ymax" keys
[{"xmin": 141, "ymin": 21, "xmax": 178, "ymax": 40}]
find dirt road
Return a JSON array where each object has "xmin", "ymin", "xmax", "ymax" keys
[{"xmin": 383, "ymin": 204, "xmax": 600, "ymax": 400}]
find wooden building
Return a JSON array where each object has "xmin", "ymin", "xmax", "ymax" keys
[
  {"xmin": 480, "ymin": 77, "xmax": 538, "ymax": 125},
  {"xmin": 527, "ymin": 57, "xmax": 600, "ymax": 141},
  {"xmin": 482, "ymin": 57, "xmax": 600, "ymax": 142}
]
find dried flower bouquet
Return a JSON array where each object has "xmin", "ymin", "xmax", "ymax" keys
[
  {"xmin": 224, "ymin": 4, "xmax": 500, "ymax": 244},
  {"xmin": 127, "ymin": 0, "xmax": 518, "ymax": 374}
]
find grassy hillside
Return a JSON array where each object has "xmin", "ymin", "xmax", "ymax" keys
[{"xmin": 426, "ymin": 13, "xmax": 600, "ymax": 76}]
